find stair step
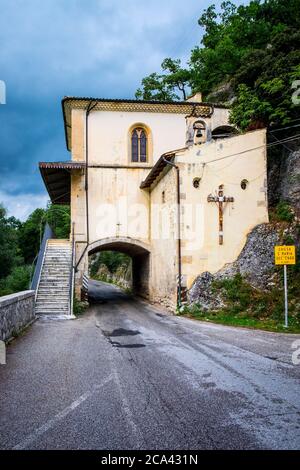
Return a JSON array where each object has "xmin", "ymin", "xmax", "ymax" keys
[
  {"xmin": 37, "ymin": 296, "xmax": 69, "ymax": 300},
  {"xmin": 39, "ymin": 281, "xmax": 70, "ymax": 284},
  {"xmin": 36, "ymin": 304, "xmax": 69, "ymax": 308},
  {"xmin": 39, "ymin": 282, "xmax": 70, "ymax": 286},
  {"xmin": 36, "ymin": 239, "xmax": 73, "ymax": 313},
  {"xmin": 39, "ymin": 276, "xmax": 70, "ymax": 279},
  {"xmin": 36, "ymin": 297, "xmax": 70, "ymax": 301},
  {"xmin": 36, "ymin": 311, "xmax": 70, "ymax": 315}
]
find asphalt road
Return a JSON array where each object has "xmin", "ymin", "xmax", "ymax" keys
[{"xmin": 0, "ymin": 280, "xmax": 300, "ymax": 450}]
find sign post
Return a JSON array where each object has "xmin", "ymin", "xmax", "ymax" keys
[
  {"xmin": 274, "ymin": 245, "xmax": 296, "ymax": 328},
  {"xmin": 284, "ymin": 264, "xmax": 288, "ymax": 328}
]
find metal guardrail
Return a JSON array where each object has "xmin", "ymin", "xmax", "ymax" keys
[{"xmin": 30, "ymin": 223, "xmax": 55, "ymax": 291}]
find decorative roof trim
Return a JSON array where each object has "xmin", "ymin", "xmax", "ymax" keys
[
  {"xmin": 62, "ymin": 96, "xmax": 227, "ymax": 151},
  {"xmin": 39, "ymin": 161, "xmax": 85, "ymax": 170}
]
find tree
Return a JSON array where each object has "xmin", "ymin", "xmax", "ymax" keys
[
  {"xmin": 0, "ymin": 205, "xmax": 22, "ymax": 280},
  {"xmin": 135, "ymin": 58, "xmax": 191, "ymax": 101},
  {"xmin": 0, "ymin": 266, "xmax": 31, "ymax": 296},
  {"xmin": 45, "ymin": 204, "xmax": 70, "ymax": 239},
  {"xmin": 90, "ymin": 251, "xmax": 130, "ymax": 278},
  {"xmin": 18, "ymin": 208, "xmax": 46, "ymax": 264},
  {"xmin": 136, "ymin": 0, "xmax": 300, "ymax": 129}
]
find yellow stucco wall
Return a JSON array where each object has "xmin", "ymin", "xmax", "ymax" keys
[
  {"xmin": 178, "ymin": 129, "xmax": 268, "ymax": 289},
  {"xmin": 149, "ymin": 168, "xmax": 178, "ymax": 306},
  {"xmin": 88, "ymin": 110, "xmax": 185, "ymax": 166}
]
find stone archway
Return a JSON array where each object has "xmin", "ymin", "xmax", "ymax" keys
[{"xmin": 88, "ymin": 237, "xmax": 151, "ymax": 298}]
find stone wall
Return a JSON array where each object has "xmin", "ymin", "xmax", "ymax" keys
[{"xmin": 0, "ymin": 291, "xmax": 35, "ymax": 342}]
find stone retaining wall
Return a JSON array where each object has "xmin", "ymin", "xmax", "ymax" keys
[{"xmin": 0, "ymin": 291, "xmax": 35, "ymax": 342}]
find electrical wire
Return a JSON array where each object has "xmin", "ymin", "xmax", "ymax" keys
[{"xmin": 201, "ymin": 134, "xmax": 300, "ymax": 166}]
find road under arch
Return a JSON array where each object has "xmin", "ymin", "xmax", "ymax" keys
[{"xmin": 88, "ymin": 237, "xmax": 150, "ymax": 299}]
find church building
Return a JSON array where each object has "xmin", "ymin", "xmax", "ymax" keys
[{"xmin": 39, "ymin": 93, "xmax": 268, "ymax": 310}]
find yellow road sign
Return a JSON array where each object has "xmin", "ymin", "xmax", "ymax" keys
[{"xmin": 274, "ymin": 245, "xmax": 296, "ymax": 265}]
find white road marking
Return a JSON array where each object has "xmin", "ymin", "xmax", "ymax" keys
[{"xmin": 13, "ymin": 375, "xmax": 114, "ymax": 450}]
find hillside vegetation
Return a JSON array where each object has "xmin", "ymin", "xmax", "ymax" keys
[
  {"xmin": 0, "ymin": 204, "xmax": 70, "ymax": 296},
  {"xmin": 136, "ymin": 0, "xmax": 300, "ymax": 131}
]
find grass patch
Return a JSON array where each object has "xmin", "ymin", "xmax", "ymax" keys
[
  {"xmin": 269, "ymin": 201, "xmax": 295, "ymax": 223},
  {"xmin": 181, "ymin": 272, "xmax": 300, "ymax": 333}
]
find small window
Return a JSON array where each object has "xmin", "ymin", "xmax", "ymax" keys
[
  {"xmin": 131, "ymin": 127, "xmax": 147, "ymax": 163},
  {"xmin": 241, "ymin": 179, "xmax": 248, "ymax": 190},
  {"xmin": 162, "ymin": 191, "xmax": 166, "ymax": 203}
]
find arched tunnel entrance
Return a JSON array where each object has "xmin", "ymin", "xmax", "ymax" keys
[{"xmin": 88, "ymin": 237, "xmax": 150, "ymax": 299}]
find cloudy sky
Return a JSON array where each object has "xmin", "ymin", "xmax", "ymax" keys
[{"xmin": 0, "ymin": 0, "xmax": 241, "ymax": 220}]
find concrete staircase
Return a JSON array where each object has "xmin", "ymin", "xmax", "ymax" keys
[{"xmin": 35, "ymin": 239, "xmax": 72, "ymax": 316}]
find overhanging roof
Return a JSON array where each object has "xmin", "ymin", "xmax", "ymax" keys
[
  {"xmin": 140, "ymin": 151, "xmax": 181, "ymax": 190},
  {"xmin": 39, "ymin": 161, "xmax": 85, "ymax": 204},
  {"xmin": 62, "ymin": 96, "xmax": 225, "ymax": 151}
]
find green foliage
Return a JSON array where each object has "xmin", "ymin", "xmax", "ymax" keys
[
  {"xmin": 18, "ymin": 208, "xmax": 46, "ymax": 264},
  {"xmin": 0, "ymin": 205, "xmax": 23, "ymax": 280},
  {"xmin": 90, "ymin": 251, "xmax": 131, "ymax": 277},
  {"xmin": 73, "ymin": 296, "xmax": 88, "ymax": 316},
  {"xmin": 274, "ymin": 201, "xmax": 295, "ymax": 222},
  {"xmin": 136, "ymin": 0, "xmax": 300, "ymax": 129},
  {"xmin": 45, "ymin": 204, "xmax": 70, "ymax": 239},
  {"xmin": 17, "ymin": 204, "xmax": 70, "ymax": 265},
  {"xmin": 213, "ymin": 273, "xmax": 253, "ymax": 311},
  {"xmin": 229, "ymin": 84, "xmax": 272, "ymax": 130},
  {"xmin": 183, "ymin": 270, "xmax": 300, "ymax": 332},
  {"xmin": 135, "ymin": 58, "xmax": 191, "ymax": 101},
  {"xmin": 0, "ymin": 265, "xmax": 31, "ymax": 296},
  {"xmin": 0, "ymin": 202, "xmax": 70, "ymax": 297}
]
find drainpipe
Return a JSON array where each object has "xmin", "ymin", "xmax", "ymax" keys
[
  {"xmin": 75, "ymin": 100, "xmax": 97, "ymax": 271},
  {"xmin": 162, "ymin": 157, "xmax": 182, "ymax": 309}
]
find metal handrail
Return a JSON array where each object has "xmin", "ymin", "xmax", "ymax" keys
[
  {"xmin": 30, "ymin": 223, "xmax": 55, "ymax": 292},
  {"xmin": 29, "ymin": 253, "xmax": 38, "ymax": 289},
  {"xmin": 34, "ymin": 239, "xmax": 49, "ymax": 302},
  {"xmin": 69, "ymin": 222, "xmax": 75, "ymax": 315}
]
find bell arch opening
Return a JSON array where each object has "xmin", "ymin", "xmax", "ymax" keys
[
  {"xmin": 211, "ymin": 125, "xmax": 238, "ymax": 139},
  {"xmin": 88, "ymin": 237, "xmax": 150, "ymax": 299}
]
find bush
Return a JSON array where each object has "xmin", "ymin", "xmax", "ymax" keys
[
  {"xmin": 275, "ymin": 201, "xmax": 294, "ymax": 222},
  {"xmin": 73, "ymin": 296, "xmax": 88, "ymax": 316},
  {"xmin": 0, "ymin": 265, "xmax": 31, "ymax": 296}
]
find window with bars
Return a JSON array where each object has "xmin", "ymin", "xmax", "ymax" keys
[{"xmin": 131, "ymin": 127, "xmax": 147, "ymax": 162}]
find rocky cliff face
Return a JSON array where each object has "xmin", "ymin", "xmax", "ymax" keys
[
  {"xmin": 268, "ymin": 146, "xmax": 300, "ymax": 215},
  {"xmin": 279, "ymin": 150, "xmax": 300, "ymax": 216},
  {"xmin": 96, "ymin": 263, "xmax": 132, "ymax": 290}
]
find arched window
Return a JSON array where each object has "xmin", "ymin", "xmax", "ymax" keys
[{"xmin": 131, "ymin": 127, "xmax": 147, "ymax": 162}]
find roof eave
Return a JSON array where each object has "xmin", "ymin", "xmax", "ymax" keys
[{"xmin": 61, "ymin": 96, "xmax": 227, "ymax": 152}]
